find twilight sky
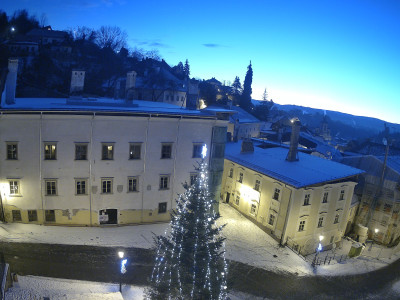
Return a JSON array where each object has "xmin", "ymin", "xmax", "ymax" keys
[{"xmin": 3, "ymin": 0, "xmax": 400, "ymax": 124}]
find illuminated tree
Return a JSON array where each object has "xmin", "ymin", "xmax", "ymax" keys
[{"xmin": 149, "ymin": 145, "xmax": 228, "ymax": 300}]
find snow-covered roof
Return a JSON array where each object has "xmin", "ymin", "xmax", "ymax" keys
[
  {"xmin": 229, "ymin": 106, "xmax": 261, "ymax": 124},
  {"xmin": 0, "ymin": 97, "xmax": 215, "ymax": 118},
  {"xmin": 225, "ymin": 142, "xmax": 364, "ymax": 189},
  {"xmin": 341, "ymin": 155, "xmax": 400, "ymax": 182}
]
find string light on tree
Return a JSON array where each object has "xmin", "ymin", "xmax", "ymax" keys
[{"xmin": 148, "ymin": 144, "xmax": 228, "ymax": 299}]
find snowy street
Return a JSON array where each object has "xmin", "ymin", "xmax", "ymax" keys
[{"xmin": 1, "ymin": 203, "xmax": 400, "ymax": 299}]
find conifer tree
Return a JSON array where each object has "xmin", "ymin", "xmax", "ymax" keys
[
  {"xmin": 149, "ymin": 145, "xmax": 228, "ymax": 300},
  {"xmin": 184, "ymin": 59, "xmax": 190, "ymax": 78},
  {"xmin": 240, "ymin": 61, "xmax": 253, "ymax": 111},
  {"xmin": 262, "ymin": 88, "xmax": 268, "ymax": 101}
]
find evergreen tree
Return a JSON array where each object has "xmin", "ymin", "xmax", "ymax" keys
[
  {"xmin": 149, "ymin": 145, "xmax": 228, "ymax": 300},
  {"xmin": 231, "ymin": 76, "xmax": 242, "ymax": 106},
  {"xmin": 184, "ymin": 59, "xmax": 190, "ymax": 78},
  {"xmin": 240, "ymin": 62, "xmax": 253, "ymax": 111},
  {"xmin": 262, "ymin": 88, "xmax": 268, "ymax": 101}
]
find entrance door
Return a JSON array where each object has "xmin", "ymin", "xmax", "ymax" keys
[
  {"xmin": 99, "ymin": 209, "xmax": 118, "ymax": 225},
  {"xmin": 226, "ymin": 192, "xmax": 230, "ymax": 203}
]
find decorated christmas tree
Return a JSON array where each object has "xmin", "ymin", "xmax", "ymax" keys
[{"xmin": 149, "ymin": 145, "xmax": 228, "ymax": 300}]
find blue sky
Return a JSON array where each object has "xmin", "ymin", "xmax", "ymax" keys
[{"xmin": 3, "ymin": 0, "xmax": 400, "ymax": 124}]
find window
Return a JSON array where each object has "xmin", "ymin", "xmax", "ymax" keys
[
  {"xmin": 158, "ymin": 202, "xmax": 167, "ymax": 214},
  {"xmin": 102, "ymin": 144, "xmax": 114, "ymax": 160},
  {"xmin": 190, "ymin": 173, "xmax": 198, "ymax": 186},
  {"xmin": 161, "ymin": 144, "xmax": 172, "ymax": 159},
  {"xmin": 322, "ymin": 192, "xmax": 329, "ymax": 203},
  {"xmin": 334, "ymin": 214, "xmax": 340, "ymax": 224},
  {"xmin": 303, "ymin": 194, "xmax": 310, "ymax": 206},
  {"xmin": 298, "ymin": 220, "xmax": 306, "ymax": 231},
  {"xmin": 238, "ymin": 172, "xmax": 243, "ymax": 183},
  {"xmin": 9, "ymin": 180, "xmax": 20, "ymax": 195},
  {"xmin": 229, "ymin": 168, "xmax": 233, "ymax": 178},
  {"xmin": 339, "ymin": 190, "xmax": 345, "ymax": 201},
  {"xmin": 254, "ymin": 179, "xmax": 261, "ymax": 192},
  {"xmin": 75, "ymin": 179, "xmax": 87, "ymax": 195},
  {"xmin": 192, "ymin": 144, "xmax": 203, "ymax": 158},
  {"xmin": 318, "ymin": 217, "xmax": 324, "ymax": 228},
  {"xmin": 28, "ymin": 210, "xmax": 38, "ymax": 222},
  {"xmin": 273, "ymin": 188, "xmax": 281, "ymax": 201},
  {"xmin": 268, "ymin": 214, "xmax": 275, "ymax": 226},
  {"xmin": 7, "ymin": 143, "xmax": 18, "ymax": 160},
  {"xmin": 101, "ymin": 178, "xmax": 113, "ymax": 194},
  {"xmin": 12, "ymin": 210, "xmax": 22, "ymax": 222},
  {"xmin": 45, "ymin": 210, "xmax": 56, "ymax": 222},
  {"xmin": 159, "ymin": 175, "xmax": 170, "ymax": 190},
  {"xmin": 128, "ymin": 177, "xmax": 138, "ymax": 192},
  {"xmin": 129, "ymin": 143, "xmax": 141, "ymax": 160},
  {"xmin": 75, "ymin": 144, "xmax": 88, "ymax": 160},
  {"xmin": 235, "ymin": 195, "xmax": 240, "ymax": 206},
  {"xmin": 384, "ymin": 203, "xmax": 392, "ymax": 213},
  {"xmin": 250, "ymin": 203, "xmax": 257, "ymax": 215},
  {"xmin": 45, "ymin": 180, "xmax": 57, "ymax": 196},
  {"xmin": 44, "ymin": 143, "xmax": 57, "ymax": 160}
]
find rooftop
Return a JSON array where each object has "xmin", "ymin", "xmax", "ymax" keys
[
  {"xmin": 225, "ymin": 142, "xmax": 364, "ymax": 188},
  {"xmin": 229, "ymin": 106, "xmax": 261, "ymax": 124},
  {"xmin": 0, "ymin": 97, "xmax": 216, "ymax": 119}
]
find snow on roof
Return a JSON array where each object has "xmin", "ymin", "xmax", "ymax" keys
[
  {"xmin": 229, "ymin": 106, "xmax": 261, "ymax": 124},
  {"xmin": 378, "ymin": 156, "xmax": 400, "ymax": 174},
  {"xmin": 225, "ymin": 142, "xmax": 364, "ymax": 188},
  {"xmin": 341, "ymin": 155, "xmax": 400, "ymax": 182},
  {"xmin": 1, "ymin": 97, "xmax": 215, "ymax": 118}
]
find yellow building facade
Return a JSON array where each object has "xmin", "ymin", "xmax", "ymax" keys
[{"xmin": 221, "ymin": 141, "xmax": 363, "ymax": 255}]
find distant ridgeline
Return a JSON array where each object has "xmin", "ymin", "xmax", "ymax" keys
[{"xmin": 264, "ymin": 102, "xmax": 400, "ymax": 140}]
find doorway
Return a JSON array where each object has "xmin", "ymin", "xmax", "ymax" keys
[
  {"xmin": 226, "ymin": 192, "xmax": 230, "ymax": 203},
  {"xmin": 99, "ymin": 209, "xmax": 118, "ymax": 225}
]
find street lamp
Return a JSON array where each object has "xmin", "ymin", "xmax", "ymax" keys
[
  {"xmin": 118, "ymin": 251, "xmax": 127, "ymax": 293},
  {"xmin": 312, "ymin": 235, "xmax": 324, "ymax": 268}
]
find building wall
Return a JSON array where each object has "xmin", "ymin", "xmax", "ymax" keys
[
  {"xmin": 221, "ymin": 159, "xmax": 357, "ymax": 254},
  {"xmin": 228, "ymin": 122, "xmax": 261, "ymax": 141},
  {"xmin": 356, "ymin": 179, "xmax": 400, "ymax": 245},
  {"xmin": 0, "ymin": 113, "xmax": 226, "ymax": 226}
]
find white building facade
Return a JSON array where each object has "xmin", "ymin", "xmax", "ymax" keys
[{"xmin": 0, "ymin": 99, "xmax": 227, "ymax": 226}]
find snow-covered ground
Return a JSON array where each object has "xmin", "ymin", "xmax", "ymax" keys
[
  {"xmin": 1, "ymin": 203, "xmax": 400, "ymax": 299},
  {"xmin": 0, "ymin": 203, "xmax": 399, "ymax": 277},
  {"xmin": 5, "ymin": 275, "xmax": 266, "ymax": 300}
]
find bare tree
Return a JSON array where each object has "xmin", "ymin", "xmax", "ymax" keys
[{"xmin": 95, "ymin": 25, "xmax": 127, "ymax": 51}]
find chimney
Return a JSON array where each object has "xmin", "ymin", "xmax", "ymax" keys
[
  {"xmin": 70, "ymin": 70, "xmax": 85, "ymax": 96},
  {"xmin": 286, "ymin": 118, "xmax": 301, "ymax": 162},
  {"xmin": 5, "ymin": 58, "xmax": 18, "ymax": 105},
  {"xmin": 125, "ymin": 71, "xmax": 137, "ymax": 100},
  {"xmin": 241, "ymin": 139, "xmax": 254, "ymax": 153}
]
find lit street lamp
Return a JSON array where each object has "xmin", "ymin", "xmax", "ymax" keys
[
  {"xmin": 312, "ymin": 235, "xmax": 324, "ymax": 268},
  {"xmin": 118, "ymin": 251, "xmax": 127, "ymax": 293}
]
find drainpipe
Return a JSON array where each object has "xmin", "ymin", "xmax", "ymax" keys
[
  {"xmin": 140, "ymin": 115, "xmax": 151, "ymax": 223},
  {"xmin": 170, "ymin": 116, "xmax": 182, "ymax": 210},
  {"xmin": 280, "ymin": 184, "xmax": 293, "ymax": 246},
  {"xmin": 40, "ymin": 112, "xmax": 44, "ymax": 223},
  {"xmin": 89, "ymin": 113, "xmax": 95, "ymax": 226}
]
